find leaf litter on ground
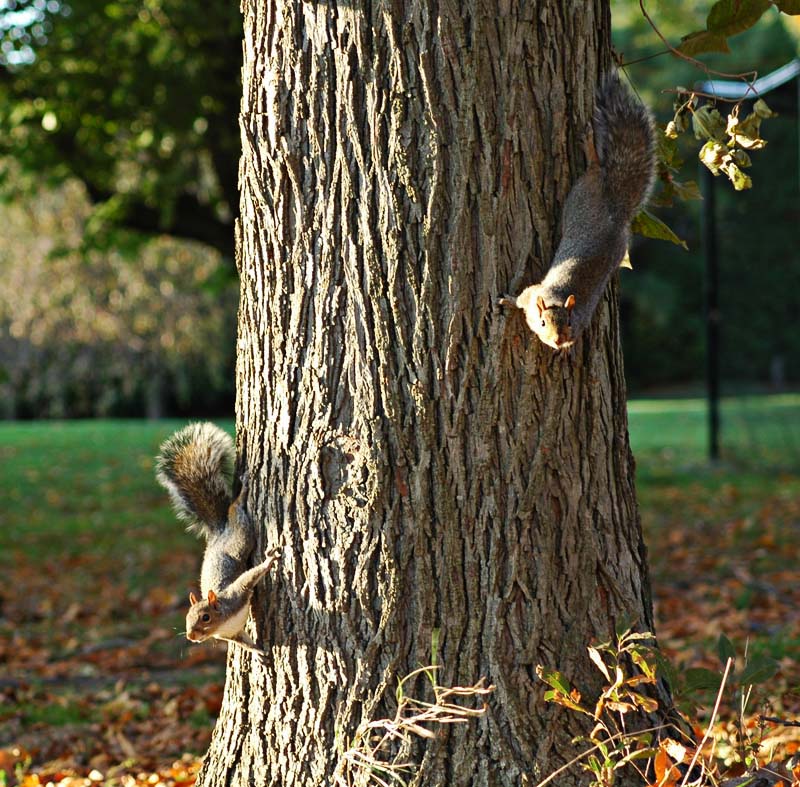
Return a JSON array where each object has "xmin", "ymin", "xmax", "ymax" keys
[{"xmin": 2, "ymin": 420, "xmax": 800, "ymax": 784}]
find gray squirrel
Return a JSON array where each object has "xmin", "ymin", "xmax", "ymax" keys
[
  {"xmin": 500, "ymin": 70, "xmax": 655, "ymax": 350},
  {"xmin": 155, "ymin": 422, "xmax": 280, "ymax": 654}
]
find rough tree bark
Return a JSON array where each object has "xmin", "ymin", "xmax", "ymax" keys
[{"xmin": 198, "ymin": 1, "xmax": 660, "ymax": 785}]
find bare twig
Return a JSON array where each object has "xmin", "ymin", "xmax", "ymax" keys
[
  {"xmin": 638, "ymin": 0, "xmax": 758, "ymax": 85},
  {"xmin": 620, "ymin": 48, "xmax": 672, "ymax": 67},
  {"xmin": 680, "ymin": 656, "xmax": 734, "ymax": 787},
  {"xmin": 333, "ymin": 672, "xmax": 495, "ymax": 787},
  {"xmin": 758, "ymin": 715, "xmax": 800, "ymax": 729}
]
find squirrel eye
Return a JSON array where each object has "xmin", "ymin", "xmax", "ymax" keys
[
  {"xmin": 201, "ymin": 614, "xmax": 211, "ymax": 622},
  {"xmin": 540, "ymin": 319, "xmax": 546, "ymax": 327}
]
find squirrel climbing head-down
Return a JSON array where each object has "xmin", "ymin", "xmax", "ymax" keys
[
  {"xmin": 156, "ymin": 422, "xmax": 283, "ymax": 654},
  {"xmin": 498, "ymin": 69, "xmax": 654, "ymax": 351}
]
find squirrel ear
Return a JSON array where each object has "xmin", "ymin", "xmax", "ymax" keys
[
  {"xmin": 208, "ymin": 589, "xmax": 218, "ymax": 606},
  {"xmin": 536, "ymin": 295, "xmax": 545, "ymax": 316},
  {"xmin": 564, "ymin": 294, "xmax": 576, "ymax": 312},
  {"xmin": 189, "ymin": 592, "xmax": 199, "ymax": 606}
]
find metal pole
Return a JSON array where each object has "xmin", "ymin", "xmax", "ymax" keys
[{"xmin": 701, "ymin": 164, "xmax": 720, "ymax": 461}]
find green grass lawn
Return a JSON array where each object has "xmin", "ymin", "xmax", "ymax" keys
[
  {"xmin": 2, "ymin": 397, "xmax": 797, "ymax": 554},
  {"xmin": 628, "ymin": 393, "xmax": 800, "ymax": 472},
  {"xmin": 628, "ymin": 394, "xmax": 800, "ymax": 703},
  {"xmin": 0, "ymin": 419, "xmax": 234, "ymax": 673},
  {"xmin": 0, "ymin": 402, "xmax": 797, "ymax": 594},
  {"xmin": 0, "ymin": 419, "xmax": 232, "ymax": 565},
  {"xmin": 1, "ymin": 404, "xmax": 797, "ymax": 590},
  {"xmin": 0, "ymin": 420, "xmax": 231, "ymax": 780}
]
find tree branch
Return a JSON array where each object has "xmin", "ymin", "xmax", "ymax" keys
[{"xmin": 95, "ymin": 187, "xmax": 235, "ymax": 260}]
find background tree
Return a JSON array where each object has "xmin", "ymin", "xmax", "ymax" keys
[
  {"xmin": 0, "ymin": 0, "xmax": 242, "ymax": 258},
  {"xmin": 199, "ymin": 1, "xmax": 662, "ymax": 785},
  {"xmin": 0, "ymin": 175, "xmax": 237, "ymax": 418}
]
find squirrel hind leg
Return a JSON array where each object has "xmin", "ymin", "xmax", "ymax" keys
[{"xmin": 233, "ymin": 469, "xmax": 250, "ymax": 503}]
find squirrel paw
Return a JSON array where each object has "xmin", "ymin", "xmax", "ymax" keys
[
  {"xmin": 258, "ymin": 546, "xmax": 282, "ymax": 570},
  {"xmin": 498, "ymin": 295, "xmax": 517, "ymax": 309}
]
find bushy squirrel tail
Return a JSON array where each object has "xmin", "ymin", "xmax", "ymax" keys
[
  {"xmin": 155, "ymin": 422, "xmax": 235, "ymax": 537},
  {"xmin": 593, "ymin": 70, "xmax": 656, "ymax": 220}
]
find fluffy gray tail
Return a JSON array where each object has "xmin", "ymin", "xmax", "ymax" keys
[
  {"xmin": 593, "ymin": 70, "xmax": 656, "ymax": 220},
  {"xmin": 155, "ymin": 422, "xmax": 235, "ymax": 537}
]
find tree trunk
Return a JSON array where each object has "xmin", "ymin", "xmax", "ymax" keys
[{"xmin": 198, "ymin": 1, "xmax": 659, "ymax": 785}]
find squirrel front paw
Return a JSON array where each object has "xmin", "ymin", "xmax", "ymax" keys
[{"xmin": 258, "ymin": 546, "xmax": 282, "ymax": 570}]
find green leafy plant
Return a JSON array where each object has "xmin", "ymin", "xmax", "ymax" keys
[
  {"xmin": 632, "ymin": 0, "xmax": 794, "ymax": 199},
  {"xmin": 678, "ymin": 0, "xmax": 800, "ymax": 56},
  {"xmin": 536, "ymin": 628, "xmax": 790, "ymax": 787},
  {"xmin": 537, "ymin": 628, "xmax": 664, "ymax": 787}
]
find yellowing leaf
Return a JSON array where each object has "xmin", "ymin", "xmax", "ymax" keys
[
  {"xmin": 627, "ymin": 691, "xmax": 659, "ymax": 713},
  {"xmin": 692, "ymin": 106, "xmax": 727, "ymax": 142},
  {"xmin": 679, "ymin": 30, "xmax": 730, "ymax": 56},
  {"xmin": 707, "ymin": 0, "xmax": 771, "ymax": 36},
  {"xmin": 699, "ymin": 140, "xmax": 727, "ymax": 175},
  {"xmin": 624, "ymin": 674, "xmax": 656, "ymax": 687},
  {"xmin": 588, "ymin": 645, "xmax": 612, "ymax": 681},
  {"xmin": 720, "ymin": 160, "xmax": 752, "ymax": 190},
  {"xmin": 753, "ymin": 98, "xmax": 776, "ymax": 118},
  {"xmin": 631, "ymin": 209, "xmax": 689, "ymax": 249},
  {"xmin": 678, "ymin": 0, "xmax": 770, "ymax": 54}
]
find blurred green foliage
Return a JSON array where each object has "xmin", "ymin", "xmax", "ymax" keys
[
  {"xmin": 612, "ymin": 4, "xmax": 800, "ymax": 392},
  {"xmin": 0, "ymin": 418, "xmax": 218, "ymax": 564},
  {"xmin": 0, "ymin": 0, "xmax": 242, "ymax": 258},
  {"xmin": 0, "ymin": 1, "xmax": 798, "ymax": 405},
  {"xmin": 0, "ymin": 174, "xmax": 237, "ymax": 418},
  {"xmin": 0, "ymin": 1, "xmax": 242, "ymax": 417}
]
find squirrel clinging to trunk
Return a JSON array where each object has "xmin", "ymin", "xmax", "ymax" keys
[
  {"xmin": 155, "ymin": 422, "xmax": 281, "ymax": 654},
  {"xmin": 500, "ymin": 70, "xmax": 656, "ymax": 350}
]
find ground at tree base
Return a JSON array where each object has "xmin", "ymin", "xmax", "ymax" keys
[{"xmin": 2, "ymin": 424, "xmax": 800, "ymax": 786}]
